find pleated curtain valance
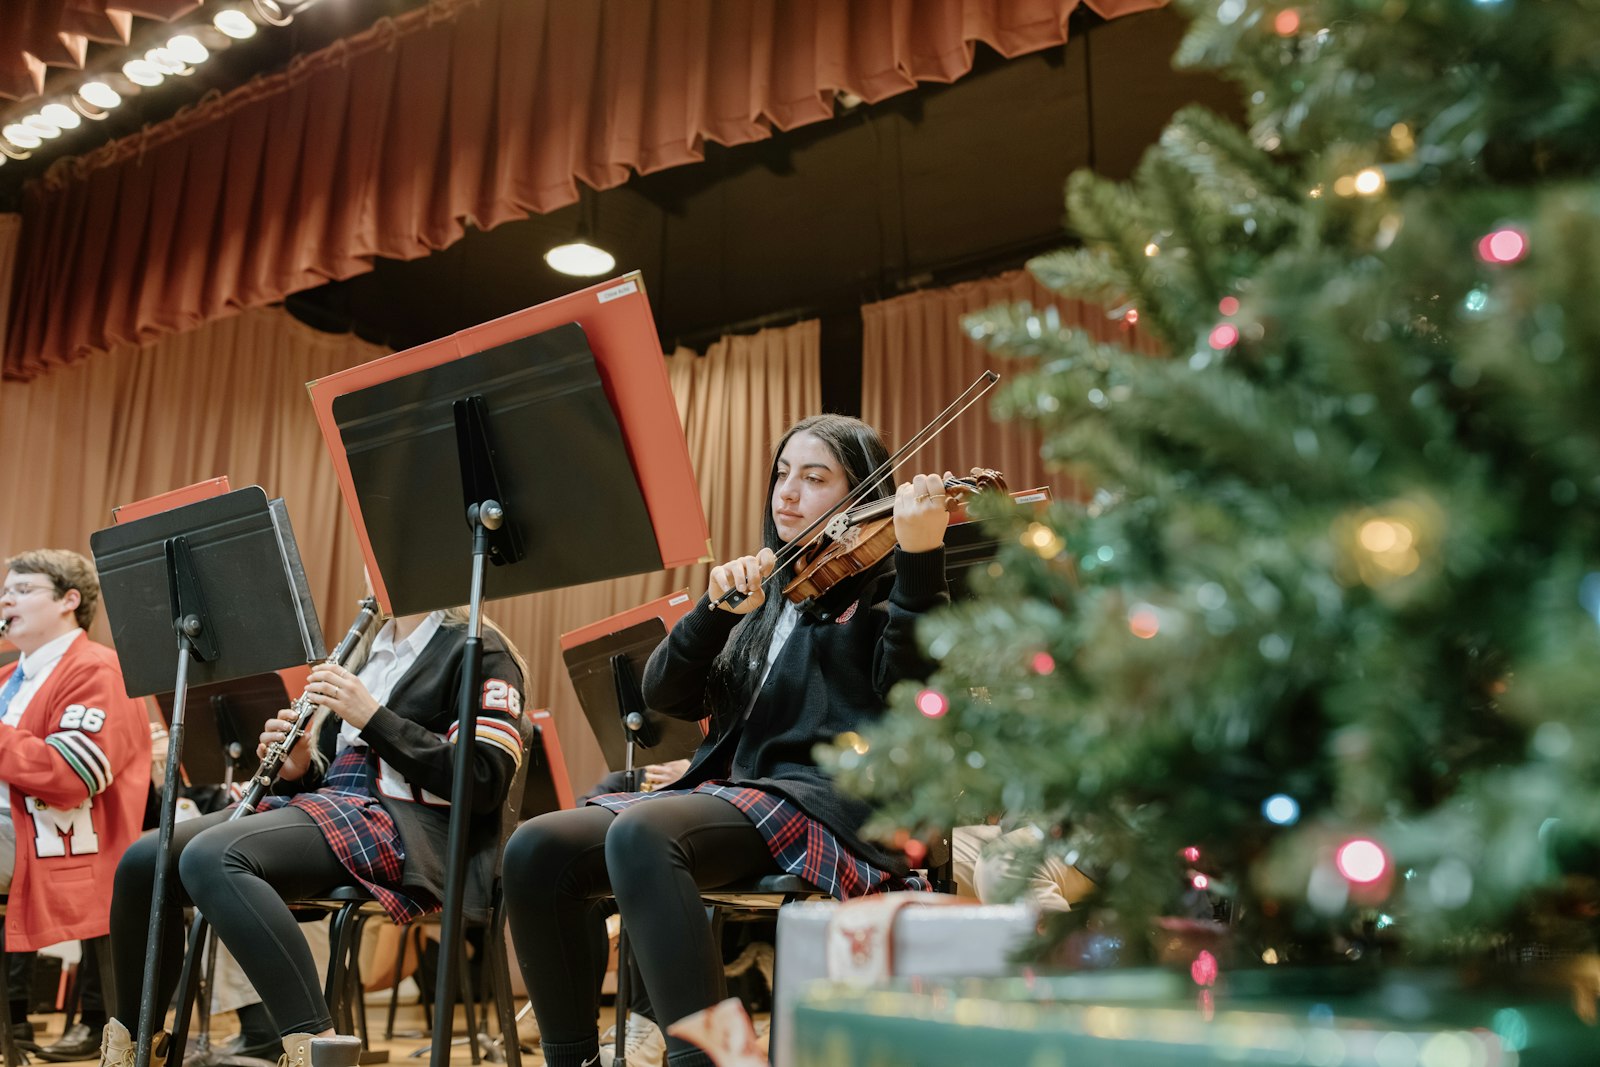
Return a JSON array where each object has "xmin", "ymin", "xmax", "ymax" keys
[{"xmin": 4, "ymin": 0, "xmax": 1165, "ymax": 380}]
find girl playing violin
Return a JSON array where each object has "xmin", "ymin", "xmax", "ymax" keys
[{"xmin": 504, "ymin": 414, "xmax": 951, "ymax": 1067}]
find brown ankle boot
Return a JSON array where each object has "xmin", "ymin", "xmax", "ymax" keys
[
  {"xmin": 97, "ymin": 1021, "xmax": 169, "ymax": 1067},
  {"xmin": 278, "ymin": 1033, "xmax": 317, "ymax": 1067}
]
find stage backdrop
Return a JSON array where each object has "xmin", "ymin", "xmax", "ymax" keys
[{"xmin": 861, "ymin": 268, "xmax": 1164, "ymax": 499}]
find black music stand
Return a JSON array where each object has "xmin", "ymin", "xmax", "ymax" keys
[
  {"xmin": 562, "ymin": 619, "xmax": 704, "ymax": 780},
  {"xmin": 563, "ymin": 617, "xmax": 705, "ymax": 1067},
  {"xmin": 152, "ymin": 672, "xmax": 289, "ymax": 788},
  {"xmin": 91, "ymin": 488, "xmax": 324, "ymax": 1067},
  {"xmin": 326, "ymin": 324, "xmax": 682, "ymax": 1065}
]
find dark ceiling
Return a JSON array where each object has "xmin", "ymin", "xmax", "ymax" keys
[{"xmin": 283, "ymin": 7, "xmax": 1242, "ymax": 412}]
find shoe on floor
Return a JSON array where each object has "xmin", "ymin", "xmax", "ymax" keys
[
  {"xmin": 95, "ymin": 1021, "xmax": 170, "ymax": 1067},
  {"xmin": 597, "ymin": 1013, "xmax": 665, "ymax": 1067},
  {"xmin": 35, "ymin": 1022, "xmax": 102, "ymax": 1061}
]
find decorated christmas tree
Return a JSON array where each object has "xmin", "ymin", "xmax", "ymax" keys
[{"xmin": 835, "ymin": 0, "xmax": 1600, "ymax": 964}]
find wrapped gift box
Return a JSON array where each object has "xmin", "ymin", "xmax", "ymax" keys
[
  {"xmin": 772, "ymin": 899, "xmax": 1038, "ymax": 1067},
  {"xmin": 791, "ymin": 971, "xmax": 1596, "ymax": 1066}
]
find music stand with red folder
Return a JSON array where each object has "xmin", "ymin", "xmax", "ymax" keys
[{"xmin": 307, "ymin": 273, "xmax": 710, "ymax": 1066}]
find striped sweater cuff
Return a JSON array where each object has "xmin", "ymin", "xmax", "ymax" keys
[{"xmin": 46, "ymin": 730, "xmax": 112, "ymax": 796}]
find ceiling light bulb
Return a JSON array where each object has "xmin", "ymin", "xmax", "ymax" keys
[
  {"xmin": 146, "ymin": 48, "xmax": 188, "ymax": 74},
  {"xmin": 2, "ymin": 124, "xmax": 43, "ymax": 150},
  {"xmin": 78, "ymin": 82, "xmax": 122, "ymax": 110},
  {"xmin": 214, "ymin": 9, "xmax": 258, "ymax": 38},
  {"xmin": 123, "ymin": 59, "xmax": 165, "ymax": 86},
  {"xmin": 23, "ymin": 114, "xmax": 62, "ymax": 138},
  {"xmin": 167, "ymin": 35, "xmax": 210, "ymax": 65},
  {"xmin": 544, "ymin": 241, "xmax": 617, "ymax": 277},
  {"xmin": 40, "ymin": 103, "xmax": 81, "ymax": 130}
]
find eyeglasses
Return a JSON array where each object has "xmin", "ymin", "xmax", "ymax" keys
[{"xmin": 0, "ymin": 583, "xmax": 59, "ymax": 599}]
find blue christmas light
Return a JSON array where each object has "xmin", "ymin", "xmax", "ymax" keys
[
  {"xmin": 1263, "ymin": 793, "xmax": 1301, "ymax": 825},
  {"xmin": 1578, "ymin": 572, "xmax": 1600, "ymax": 625}
]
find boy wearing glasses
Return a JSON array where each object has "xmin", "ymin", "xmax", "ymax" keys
[{"xmin": 0, "ymin": 550, "xmax": 151, "ymax": 1049}]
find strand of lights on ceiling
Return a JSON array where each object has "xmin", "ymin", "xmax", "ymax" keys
[{"xmin": 0, "ymin": 0, "xmax": 323, "ymax": 164}]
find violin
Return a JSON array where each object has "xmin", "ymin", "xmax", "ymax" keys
[{"xmin": 782, "ymin": 468, "xmax": 1007, "ymax": 607}]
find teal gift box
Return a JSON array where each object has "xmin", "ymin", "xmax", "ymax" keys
[{"xmin": 791, "ymin": 970, "xmax": 1598, "ymax": 1066}]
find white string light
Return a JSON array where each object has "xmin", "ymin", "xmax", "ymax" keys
[
  {"xmin": 3, "ymin": 0, "xmax": 320, "ymax": 161},
  {"xmin": 77, "ymin": 82, "xmax": 122, "ymax": 111}
]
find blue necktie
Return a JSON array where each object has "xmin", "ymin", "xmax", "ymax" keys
[{"xmin": 0, "ymin": 664, "xmax": 27, "ymax": 721}]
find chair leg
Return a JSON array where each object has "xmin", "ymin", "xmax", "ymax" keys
[
  {"xmin": 325, "ymin": 905, "xmax": 363, "ymax": 1035},
  {"xmin": 457, "ymin": 948, "xmax": 480, "ymax": 1066},
  {"xmin": 486, "ymin": 906, "xmax": 521, "ymax": 1067},
  {"xmin": 416, "ymin": 929, "xmax": 432, "ymax": 1036},
  {"xmin": 614, "ymin": 922, "xmax": 632, "ymax": 1067},
  {"xmin": 384, "ymin": 925, "xmax": 409, "ymax": 1041},
  {"xmin": 169, "ymin": 913, "xmax": 210, "ymax": 1061},
  {"xmin": 349, "ymin": 915, "xmax": 372, "ymax": 1046}
]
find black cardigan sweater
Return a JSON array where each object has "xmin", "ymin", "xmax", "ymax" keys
[
  {"xmin": 641, "ymin": 545, "xmax": 948, "ymax": 874},
  {"xmin": 283, "ymin": 624, "xmax": 528, "ymax": 922}
]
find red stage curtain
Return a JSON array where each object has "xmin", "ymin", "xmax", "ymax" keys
[{"xmin": 5, "ymin": 0, "xmax": 1164, "ymax": 380}]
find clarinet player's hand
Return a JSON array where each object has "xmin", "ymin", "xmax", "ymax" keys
[
  {"xmin": 306, "ymin": 663, "xmax": 381, "ymax": 730},
  {"xmin": 259, "ymin": 706, "xmax": 315, "ymax": 782}
]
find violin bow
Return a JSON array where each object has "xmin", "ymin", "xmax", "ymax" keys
[{"xmin": 711, "ymin": 369, "xmax": 1000, "ymax": 611}]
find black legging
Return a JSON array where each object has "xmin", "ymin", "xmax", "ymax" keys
[
  {"xmin": 111, "ymin": 806, "xmax": 359, "ymax": 1037},
  {"xmin": 503, "ymin": 794, "xmax": 779, "ymax": 1067}
]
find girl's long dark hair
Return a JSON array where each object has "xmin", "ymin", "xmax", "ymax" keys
[{"xmin": 702, "ymin": 415, "xmax": 893, "ymax": 721}]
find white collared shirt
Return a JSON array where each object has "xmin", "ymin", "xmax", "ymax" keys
[
  {"xmin": 338, "ymin": 611, "xmax": 444, "ymax": 750},
  {"xmin": 1, "ymin": 627, "xmax": 83, "ymax": 811},
  {"xmin": 744, "ymin": 602, "xmax": 800, "ymax": 720}
]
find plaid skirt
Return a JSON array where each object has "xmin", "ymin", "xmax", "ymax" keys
[
  {"xmin": 589, "ymin": 781, "xmax": 928, "ymax": 900},
  {"xmin": 257, "ymin": 747, "xmax": 436, "ymax": 923}
]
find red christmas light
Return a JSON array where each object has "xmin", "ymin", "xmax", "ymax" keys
[
  {"xmin": 1208, "ymin": 323, "xmax": 1240, "ymax": 350},
  {"xmin": 916, "ymin": 688, "xmax": 950, "ymax": 718},
  {"xmin": 1476, "ymin": 227, "xmax": 1528, "ymax": 265},
  {"xmin": 1031, "ymin": 651, "xmax": 1056, "ymax": 675},
  {"xmin": 1274, "ymin": 9, "xmax": 1300, "ymax": 35},
  {"xmin": 1191, "ymin": 950, "xmax": 1219, "ymax": 987},
  {"xmin": 1218, "ymin": 296, "xmax": 1240, "ymax": 316},
  {"xmin": 1124, "ymin": 308, "xmax": 1140, "ymax": 325},
  {"xmin": 1335, "ymin": 838, "xmax": 1388, "ymax": 884}
]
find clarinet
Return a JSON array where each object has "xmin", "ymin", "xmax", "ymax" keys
[{"xmin": 232, "ymin": 595, "xmax": 381, "ymax": 817}]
